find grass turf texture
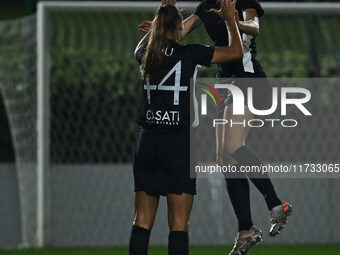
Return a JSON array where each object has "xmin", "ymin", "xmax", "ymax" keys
[{"xmin": 1, "ymin": 245, "xmax": 339, "ymax": 255}]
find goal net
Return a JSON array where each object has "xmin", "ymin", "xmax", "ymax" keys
[
  {"xmin": 0, "ymin": 1, "xmax": 340, "ymax": 248},
  {"xmin": 0, "ymin": 14, "xmax": 37, "ymax": 248}
]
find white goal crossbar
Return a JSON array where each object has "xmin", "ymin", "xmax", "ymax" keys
[{"xmin": 38, "ymin": 1, "xmax": 340, "ymax": 13}]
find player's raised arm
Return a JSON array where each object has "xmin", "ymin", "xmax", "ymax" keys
[
  {"xmin": 237, "ymin": 9, "xmax": 260, "ymax": 36},
  {"xmin": 138, "ymin": 0, "xmax": 202, "ymax": 40},
  {"xmin": 138, "ymin": 15, "xmax": 201, "ymax": 39},
  {"xmin": 210, "ymin": 0, "xmax": 243, "ymax": 63},
  {"xmin": 161, "ymin": 0, "xmax": 203, "ymax": 39},
  {"xmin": 180, "ymin": 14, "xmax": 202, "ymax": 39}
]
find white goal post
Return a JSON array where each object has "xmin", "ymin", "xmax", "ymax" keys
[{"xmin": 36, "ymin": 1, "xmax": 340, "ymax": 248}]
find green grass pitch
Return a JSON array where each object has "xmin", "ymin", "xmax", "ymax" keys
[{"xmin": 1, "ymin": 245, "xmax": 339, "ymax": 255}]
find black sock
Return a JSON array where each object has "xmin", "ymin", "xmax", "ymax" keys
[
  {"xmin": 168, "ymin": 231, "xmax": 189, "ymax": 255},
  {"xmin": 129, "ymin": 225, "xmax": 151, "ymax": 255},
  {"xmin": 225, "ymin": 168, "xmax": 253, "ymax": 232},
  {"xmin": 232, "ymin": 146, "xmax": 282, "ymax": 210}
]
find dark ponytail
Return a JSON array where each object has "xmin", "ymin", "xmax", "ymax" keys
[{"xmin": 141, "ymin": 5, "xmax": 182, "ymax": 77}]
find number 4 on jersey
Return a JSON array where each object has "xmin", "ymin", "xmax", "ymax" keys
[{"xmin": 144, "ymin": 61, "xmax": 188, "ymax": 105}]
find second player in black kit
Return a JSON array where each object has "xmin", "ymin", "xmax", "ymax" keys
[{"xmin": 195, "ymin": 1, "xmax": 293, "ymax": 255}]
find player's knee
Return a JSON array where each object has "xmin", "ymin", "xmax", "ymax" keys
[
  {"xmin": 169, "ymin": 217, "xmax": 189, "ymax": 232},
  {"xmin": 134, "ymin": 215, "xmax": 154, "ymax": 230},
  {"xmin": 225, "ymin": 141, "xmax": 242, "ymax": 156},
  {"xmin": 169, "ymin": 222, "xmax": 189, "ymax": 232},
  {"xmin": 134, "ymin": 221, "xmax": 153, "ymax": 231}
]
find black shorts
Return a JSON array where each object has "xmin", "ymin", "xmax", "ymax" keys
[
  {"xmin": 133, "ymin": 128, "xmax": 196, "ymax": 196},
  {"xmin": 216, "ymin": 72, "xmax": 270, "ymax": 118}
]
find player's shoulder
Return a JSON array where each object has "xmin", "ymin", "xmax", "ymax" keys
[
  {"xmin": 182, "ymin": 44, "xmax": 213, "ymax": 57},
  {"xmin": 171, "ymin": 43, "xmax": 200, "ymax": 55},
  {"xmin": 196, "ymin": 0, "xmax": 219, "ymax": 11},
  {"xmin": 134, "ymin": 43, "xmax": 147, "ymax": 64},
  {"xmin": 183, "ymin": 43, "xmax": 211, "ymax": 51},
  {"xmin": 237, "ymin": 0, "xmax": 264, "ymax": 16},
  {"xmin": 201, "ymin": 0, "xmax": 218, "ymax": 9},
  {"xmin": 181, "ymin": 44, "xmax": 214, "ymax": 65}
]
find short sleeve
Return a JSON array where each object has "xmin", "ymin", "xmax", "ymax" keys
[
  {"xmin": 134, "ymin": 43, "xmax": 147, "ymax": 65},
  {"xmin": 194, "ymin": 1, "xmax": 206, "ymax": 21},
  {"xmin": 239, "ymin": 0, "xmax": 264, "ymax": 18},
  {"xmin": 187, "ymin": 44, "xmax": 215, "ymax": 67}
]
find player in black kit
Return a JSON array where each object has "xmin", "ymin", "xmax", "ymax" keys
[
  {"xmin": 130, "ymin": 1, "xmax": 243, "ymax": 255},
  {"xmin": 139, "ymin": 1, "xmax": 293, "ymax": 254}
]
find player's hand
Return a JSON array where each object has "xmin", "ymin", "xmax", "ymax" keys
[
  {"xmin": 138, "ymin": 0, "xmax": 178, "ymax": 33},
  {"xmin": 138, "ymin": 21, "xmax": 152, "ymax": 33},
  {"xmin": 210, "ymin": 0, "xmax": 238, "ymax": 22}
]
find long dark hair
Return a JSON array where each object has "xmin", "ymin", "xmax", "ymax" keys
[{"xmin": 141, "ymin": 4, "xmax": 182, "ymax": 77}]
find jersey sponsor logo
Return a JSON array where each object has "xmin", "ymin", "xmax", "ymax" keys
[{"xmin": 146, "ymin": 110, "xmax": 180, "ymax": 126}]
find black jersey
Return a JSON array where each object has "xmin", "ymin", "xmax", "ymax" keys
[
  {"xmin": 195, "ymin": 0, "xmax": 265, "ymax": 78},
  {"xmin": 135, "ymin": 42, "xmax": 214, "ymax": 133}
]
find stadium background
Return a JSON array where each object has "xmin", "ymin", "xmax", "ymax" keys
[{"xmin": 0, "ymin": 0, "xmax": 340, "ymax": 254}]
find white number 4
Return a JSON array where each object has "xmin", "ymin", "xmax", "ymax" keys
[{"xmin": 144, "ymin": 61, "xmax": 188, "ymax": 105}]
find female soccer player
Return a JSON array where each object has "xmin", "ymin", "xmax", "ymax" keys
[
  {"xmin": 139, "ymin": 1, "xmax": 293, "ymax": 255},
  {"xmin": 130, "ymin": 1, "xmax": 243, "ymax": 255}
]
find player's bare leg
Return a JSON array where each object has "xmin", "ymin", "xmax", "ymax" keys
[
  {"xmin": 217, "ymin": 105, "xmax": 254, "ymax": 232},
  {"xmin": 223, "ymin": 104, "xmax": 252, "ymax": 156},
  {"xmin": 167, "ymin": 193, "xmax": 194, "ymax": 255},
  {"xmin": 225, "ymin": 105, "xmax": 293, "ymax": 237},
  {"xmin": 133, "ymin": 191, "xmax": 159, "ymax": 229},
  {"xmin": 129, "ymin": 191, "xmax": 159, "ymax": 255},
  {"xmin": 215, "ymin": 107, "xmax": 238, "ymax": 166},
  {"xmin": 219, "ymin": 105, "xmax": 262, "ymax": 255}
]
